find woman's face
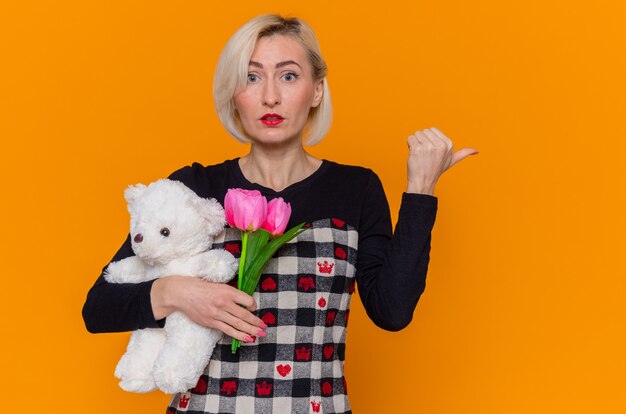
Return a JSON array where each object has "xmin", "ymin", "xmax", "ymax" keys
[{"xmin": 233, "ymin": 35, "xmax": 323, "ymax": 146}]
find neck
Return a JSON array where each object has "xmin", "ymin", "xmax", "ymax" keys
[{"xmin": 239, "ymin": 143, "xmax": 322, "ymax": 192}]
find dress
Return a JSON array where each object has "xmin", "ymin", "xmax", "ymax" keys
[{"xmin": 82, "ymin": 158, "xmax": 438, "ymax": 414}]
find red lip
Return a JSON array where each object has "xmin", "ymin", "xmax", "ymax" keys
[
  {"xmin": 260, "ymin": 113, "xmax": 284, "ymax": 127},
  {"xmin": 260, "ymin": 113, "xmax": 284, "ymax": 120}
]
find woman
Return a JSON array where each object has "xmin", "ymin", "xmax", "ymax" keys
[{"xmin": 83, "ymin": 14, "xmax": 477, "ymax": 414}]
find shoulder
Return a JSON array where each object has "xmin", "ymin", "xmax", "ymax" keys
[
  {"xmin": 167, "ymin": 159, "xmax": 232, "ymax": 182},
  {"xmin": 166, "ymin": 159, "xmax": 236, "ymax": 197},
  {"xmin": 321, "ymin": 160, "xmax": 380, "ymax": 190},
  {"xmin": 315, "ymin": 161, "xmax": 389, "ymax": 230}
]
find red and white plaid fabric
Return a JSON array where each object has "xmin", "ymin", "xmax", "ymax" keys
[{"xmin": 167, "ymin": 217, "xmax": 357, "ymax": 414}]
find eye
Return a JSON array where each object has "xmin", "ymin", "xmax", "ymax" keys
[
  {"xmin": 160, "ymin": 227, "xmax": 170, "ymax": 237},
  {"xmin": 247, "ymin": 74, "xmax": 259, "ymax": 83},
  {"xmin": 283, "ymin": 72, "xmax": 298, "ymax": 81}
]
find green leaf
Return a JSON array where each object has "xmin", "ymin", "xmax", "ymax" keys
[
  {"xmin": 231, "ymin": 223, "xmax": 308, "ymax": 353},
  {"xmin": 244, "ymin": 229, "xmax": 270, "ymax": 270},
  {"xmin": 239, "ymin": 223, "xmax": 307, "ymax": 295},
  {"xmin": 265, "ymin": 223, "xmax": 307, "ymax": 254}
]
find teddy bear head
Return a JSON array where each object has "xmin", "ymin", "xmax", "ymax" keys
[{"xmin": 124, "ymin": 179, "xmax": 225, "ymax": 266}]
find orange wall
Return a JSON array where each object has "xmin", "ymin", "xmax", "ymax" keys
[{"xmin": 1, "ymin": 1, "xmax": 625, "ymax": 413}]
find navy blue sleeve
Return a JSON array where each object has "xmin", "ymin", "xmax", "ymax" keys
[
  {"xmin": 81, "ymin": 235, "xmax": 165, "ymax": 333},
  {"xmin": 81, "ymin": 166, "xmax": 195, "ymax": 333},
  {"xmin": 355, "ymin": 171, "xmax": 438, "ymax": 331}
]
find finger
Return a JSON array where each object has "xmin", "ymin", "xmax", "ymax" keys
[
  {"xmin": 407, "ymin": 134, "xmax": 420, "ymax": 150},
  {"xmin": 414, "ymin": 131, "xmax": 432, "ymax": 146},
  {"xmin": 231, "ymin": 290, "xmax": 257, "ymax": 311},
  {"xmin": 450, "ymin": 147, "xmax": 479, "ymax": 167},
  {"xmin": 210, "ymin": 320, "xmax": 255, "ymax": 343},
  {"xmin": 430, "ymin": 127, "xmax": 452, "ymax": 144},
  {"xmin": 220, "ymin": 308, "xmax": 266, "ymax": 338},
  {"xmin": 428, "ymin": 127, "xmax": 453, "ymax": 149},
  {"xmin": 227, "ymin": 302, "xmax": 266, "ymax": 329},
  {"xmin": 423, "ymin": 128, "xmax": 446, "ymax": 149}
]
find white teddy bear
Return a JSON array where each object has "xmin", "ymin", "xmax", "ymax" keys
[{"xmin": 104, "ymin": 178, "xmax": 238, "ymax": 394}]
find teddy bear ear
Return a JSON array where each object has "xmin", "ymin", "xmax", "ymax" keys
[
  {"xmin": 193, "ymin": 197, "xmax": 226, "ymax": 236},
  {"xmin": 124, "ymin": 183, "xmax": 147, "ymax": 209}
]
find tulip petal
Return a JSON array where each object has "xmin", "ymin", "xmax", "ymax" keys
[
  {"xmin": 225, "ymin": 188, "xmax": 268, "ymax": 232},
  {"xmin": 262, "ymin": 197, "xmax": 292, "ymax": 236}
]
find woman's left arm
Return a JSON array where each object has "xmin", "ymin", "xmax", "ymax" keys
[
  {"xmin": 355, "ymin": 174, "xmax": 436, "ymax": 331},
  {"xmin": 356, "ymin": 128, "xmax": 477, "ymax": 331}
]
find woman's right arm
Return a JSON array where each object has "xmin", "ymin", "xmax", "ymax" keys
[
  {"xmin": 82, "ymin": 237, "xmax": 266, "ymax": 340},
  {"xmin": 82, "ymin": 163, "xmax": 267, "ymax": 339},
  {"xmin": 82, "ymin": 234, "xmax": 164, "ymax": 333}
]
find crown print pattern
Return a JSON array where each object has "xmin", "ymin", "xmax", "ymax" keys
[{"xmin": 167, "ymin": 218, "xmax": 357, "ymax": 414}]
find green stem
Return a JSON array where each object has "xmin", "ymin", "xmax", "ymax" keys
[
  {"xmin": 230, "ymin": 225, "xmax": 306, "ymax": 354},
  {"xmin": 232, "ymin": 231, "xmax": 248, "ymax": 354},
  {"xmin": 238, "ymin": 231, "xmax": 248, "ymax": 290}
]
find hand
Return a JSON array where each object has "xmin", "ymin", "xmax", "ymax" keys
[
  {"xmin": 406, "ymin": 127, "xmax": 478, "ymax": 195},
  {"xmin": 151, "ymin": 276, "xmax": 266, "ymax": 343}
]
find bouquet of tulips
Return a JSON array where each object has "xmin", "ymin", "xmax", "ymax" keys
[{"xmin": 224, "ymin": 188, "xmax": 306, "ymax": 353}]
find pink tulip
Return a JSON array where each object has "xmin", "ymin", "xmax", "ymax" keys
[
  {"xmin": 262, "ymin": 197, "xmax": 292, "ymax": 236},
  {"xmin": 224, "ymin": 188, "xmax": 268, "ymax": 232}
]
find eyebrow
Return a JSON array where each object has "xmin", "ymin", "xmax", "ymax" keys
[{"xmin": 249, "ymin": 60, "xmax": 303, "ymax": 70}]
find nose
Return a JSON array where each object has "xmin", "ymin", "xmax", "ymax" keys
[
  {"xmin": 133, "ymin": 233, "xmax": 143, "ymax": 243},
  {"xmin": 262, "ymin": 79, "xmax": 281, "ymax": 107}
]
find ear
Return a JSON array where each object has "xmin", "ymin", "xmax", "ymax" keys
[
  {"xmin": 193, "ymin": 197, "xmax": 226, "ymax": 236},
  {"xmin": 124, "ymin": 183, "xmax": 147, "ymax": 213},
  {"xmin": 311, "ymin": 78, "xmax": 324, "ymax": 108}
]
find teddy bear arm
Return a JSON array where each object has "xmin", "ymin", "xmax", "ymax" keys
[
  {"xmin": 194, "ymin": 250, "xmax": 238, "ymax": 283},
  {"xmin": 104, "ymin": 256, "xmax": 149, "ymax": 284}
]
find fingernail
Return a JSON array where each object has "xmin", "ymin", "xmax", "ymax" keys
[
  {"xmin": 257, "ymin": 329, "xmax": 267, "ymax": 337},
  {"xmin": 250, "ymin": 335, "xmax": 256, "ymax": 343},
  {"xmin": 260, "ymin": 322, "xmax": 268, "ymax": 329},
  {"xmin": 243, "ymin": 335, "xmax": 253, "ymax": 343}
]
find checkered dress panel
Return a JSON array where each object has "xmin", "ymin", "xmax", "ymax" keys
[{"xmin": 166, "ymin": 218, "xmax": 357, "ymax": 414}]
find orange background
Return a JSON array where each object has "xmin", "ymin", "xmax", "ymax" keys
[{"xmin": 1, "ymin": 1, "xmax": 625, "ymax": 413}]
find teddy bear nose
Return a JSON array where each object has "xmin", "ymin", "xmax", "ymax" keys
[{"xmin": 133, "ymin": 233, "xmax": 143, "ymax": 243}]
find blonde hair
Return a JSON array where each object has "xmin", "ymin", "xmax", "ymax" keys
[{"xmin": 213, "ymin": 14, "xmax": 332, "ymax": 146}]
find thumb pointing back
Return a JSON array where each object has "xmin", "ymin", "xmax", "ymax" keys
[{"xmin": 450, "ymin": 148, "xmax": 479, "ymax": 168}]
